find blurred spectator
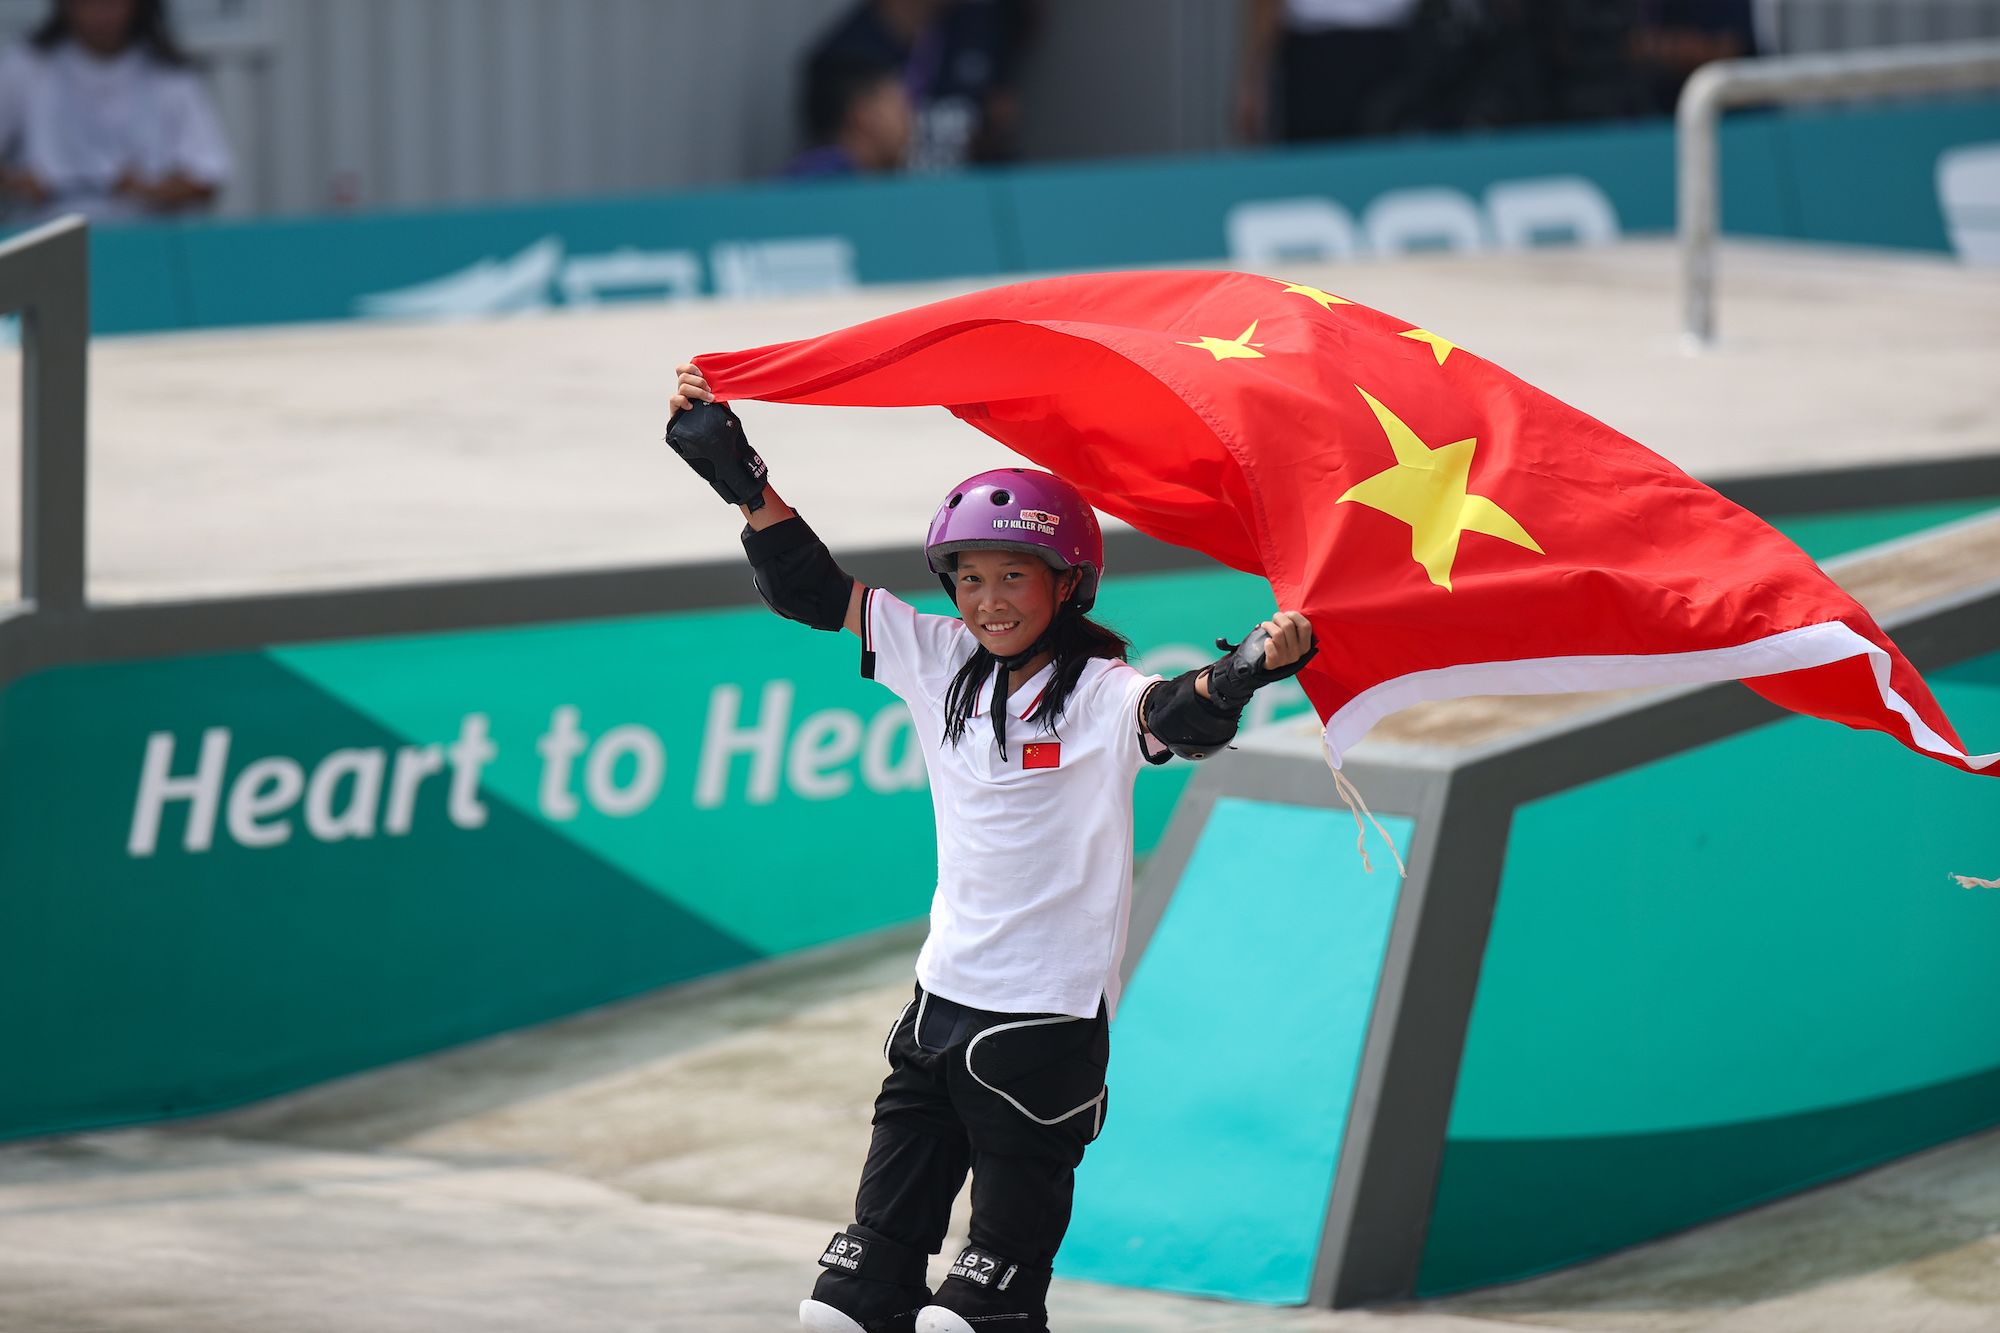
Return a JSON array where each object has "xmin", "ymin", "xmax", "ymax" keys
[
  {"xmin": 1538, "ymin": 1, "xmax": 1650, "ymax": 124},
  {"xmin": 785, "ymin": 55, "xmax": 914, "ymax": 178},
  {"xmin": 1236, "ymin": 0, "xmax": 1423, "ymax": 144},
  {"xmin": 1630, "ymin": 0, "xmax": 1757, "ymax": 112},
  {"xmin": 802, "ymin": 0, "xmax": 1040, "ymax": 173},
  {"xmin": 1389, "ymin": 0, "xmax": 1647, "ymax": 133},
  {"xmin": 0, "ymin": 0, "xmax": 231, "ymax": 225}
]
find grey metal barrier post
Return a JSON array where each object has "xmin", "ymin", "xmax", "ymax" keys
[
  {"xmin": 1678, "ymin": 40, "xmax": 2000, "ymax": 347},
  {"xmin": 0, "ymin": 215, "xmax": 89, "ymax": 617}
]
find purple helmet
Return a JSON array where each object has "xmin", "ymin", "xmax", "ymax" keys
[{"xmin": 925, "ymin": 468, "xmax": 1104, "ymax": 611}]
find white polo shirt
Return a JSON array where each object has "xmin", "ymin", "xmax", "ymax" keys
[{"xmin": 862, "ymin": 588, "xmax": 1163, "ymax": 1020}]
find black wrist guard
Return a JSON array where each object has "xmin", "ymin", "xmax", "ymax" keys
[
  {"xmin": 666, "ymin": 400, "xmax": 767, "ymax": 511},
  {"xmin": 1204, "ymin": 626, "xmax": 1318, "ymax": 711},
  {"xmin": 1141, "ymin": 674, "xmax": 1241, "ymax": 761},
  {"xmin": 742, "ymin": 515, "xmax": 853, "ymax": 632}
]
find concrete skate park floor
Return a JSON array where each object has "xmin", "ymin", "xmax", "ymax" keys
[{"xmin": 3, "ymin": 928, "xmax": 1998, "ymax": 1333}]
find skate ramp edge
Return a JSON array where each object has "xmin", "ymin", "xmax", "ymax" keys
[{"xmin": 1060, "ymin": 799, "xmax": 1411, "ymax": 1304}]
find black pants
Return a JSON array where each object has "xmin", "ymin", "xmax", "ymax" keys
[{"xmin": 852, "ymin": 984, "xmax": 1110, "ymax": 1270}]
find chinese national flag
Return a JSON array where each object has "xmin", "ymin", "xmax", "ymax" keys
[{"xmin": 695, "ymin": 269, "xmax": 1995, "ymax": 778}]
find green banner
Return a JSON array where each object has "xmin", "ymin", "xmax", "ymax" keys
[
  {"xmin": 0, "ymin": 502, "xmax": 1977, "ymax": 1140},
  {"xmin": 0, "ymin": 565, "xmax": 1304, "ymax": 1141}
]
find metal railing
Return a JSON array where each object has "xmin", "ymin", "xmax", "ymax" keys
[
  {"xmin": 1, "ymin": 215, "xmax": 87, "ymax": 618},
  {"xmin": 1678, "ymin": 39, "xmax": 2000, "ymax": 346}
]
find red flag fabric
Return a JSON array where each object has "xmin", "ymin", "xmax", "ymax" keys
[{"xmin": 695, "ymin": 269, "xmax": 1995, "ymax": 776}]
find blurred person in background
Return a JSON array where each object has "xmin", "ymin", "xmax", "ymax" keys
[
  {"xmin": 1630, "ymin": 0, "xmax": 1756, "ymax": 112},
  {"xmin": 802, "ymin": 0, "xmax": 1040, "ymax": 173},
  {"xmin": 0, "ymin": 0, "xmax": 230, "ymax": 225},
  {"xmin": 786, "ymin": 54, "xmax": 915, "ymax": 178},
  {"xmin": 1235, "ymin": 0, "xmax": 1423, "ymax": 143},
  {"xmin": 1388, "ymin": 0, "xmax": 1647, "ymax": 134}
]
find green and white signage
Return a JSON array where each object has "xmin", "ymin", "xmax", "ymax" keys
[{"xmin": 0, "ymin": 566, "xmax": 1304, "ymax": 1141}]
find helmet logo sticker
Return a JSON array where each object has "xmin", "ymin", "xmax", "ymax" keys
[{"xmin": 996, "ymin": 509, "xmax": 1061, "ymax": 535}]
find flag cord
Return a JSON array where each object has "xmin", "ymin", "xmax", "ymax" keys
[{"xmin": 1323, "ymin": 755, "xmax": 1407, "ymax": 879}]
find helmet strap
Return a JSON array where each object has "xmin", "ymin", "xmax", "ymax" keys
[{"xmin": 989, "ymin": 610, "xmax": 1067, "ymax": 762}]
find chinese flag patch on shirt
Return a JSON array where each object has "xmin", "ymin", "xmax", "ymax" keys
[{"xmin": 1022, "ymin": 742, "xmax": 1061, "ymax": 770}]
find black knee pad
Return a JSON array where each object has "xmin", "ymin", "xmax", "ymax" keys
[
  {"xmin": 816, "ymin": 1224, "xmax": 929, "ymax": 1287},
  {"xmin": 936, "ymin": 1243, "xmax": 1053, "ymax": 1318},
  {"xmin": 807, "ymin": 1224, "xmax": 932, "ymax": 1332}
]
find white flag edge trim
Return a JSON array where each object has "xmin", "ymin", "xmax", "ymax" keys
[{"xmin": 1321, "ymin": 620, "xmax": 1999, "ymax": 772}]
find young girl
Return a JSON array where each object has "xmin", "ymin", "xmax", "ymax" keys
[{"xmin": 667, "ymin": 365, "xmax": 1314, "ymax": 1333}]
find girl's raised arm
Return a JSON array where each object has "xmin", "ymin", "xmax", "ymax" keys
[
  {"xmin": 1143, "ymin": 611, "xmax": 1317, "ymax": 760},
  {"xmin": 665, "ymin": 362, "xmax": 864, "ymax": 639}
]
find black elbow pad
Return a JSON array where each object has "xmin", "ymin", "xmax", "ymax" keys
[
  {"xmin": 741, "ymin": 515, "xmax": 852, "ymax": 632},
  {"xmin": 1142, "ymin": 672, "xmax": 1242, "ymax": 761}
]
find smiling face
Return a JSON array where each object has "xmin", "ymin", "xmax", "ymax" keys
[{"xmin": 952, "ymin": 549, "xmax": 1078, "ymax": 657}]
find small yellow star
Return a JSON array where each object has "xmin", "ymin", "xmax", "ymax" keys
[
  {"xmin": 1179, "ymin": 321, "xmax": 1267, "ymax": 361},
  {"xmin": 1400, "ymin": 328, "xmax": 1460, "ymax": 365},
  {"xmin": 1338, "ymin": 386, "xmax": 1542, "ymax": 590},
  {"xmin": 1276, "ymin": 280, "xmax": 1351, "ymax": 309}
]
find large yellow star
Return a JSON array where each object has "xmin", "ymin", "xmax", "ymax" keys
[
  {"xmin": 1276, "ymin": 280, "xmax": 1351, "ymax": 309},
  {"xmin": 1179, "ymin": 321, "xmax": 1266, "ymax": 360},
  {"xmin": 1338, "ymin": 386, "xmax": 1543, "ymax": 590},
  {"xmin": 1400, "ymin": 327, "xmax": 1460, "ymax": 365}
]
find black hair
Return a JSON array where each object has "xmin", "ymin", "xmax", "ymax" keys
[
  {"xmin": 33, "ymin": 0, "xmax": 189, "ymax": 66},
  {"xmin": 801, "ymin": 53, "xmax": 901, "ymax": 145},
  {"xmin": 941, "ymin": 590, "xmax": 1132, "ymax": 751}
]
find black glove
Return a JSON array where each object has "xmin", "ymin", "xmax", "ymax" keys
[
  {"xmin": 666, "ymin": 400, "xmax": 768, "ymax": 511},
  {"xmin": 1203, "ymin": 626, "xmax": 1318, "ymax": 712}
]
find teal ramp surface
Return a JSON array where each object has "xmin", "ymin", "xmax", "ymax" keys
[
  {"xmin": 1419, "ymin": 648, "xmax": 2000, "ymax": 1295},
  {"xmin": 1061, "ymin": 799, "xmax": 1412, "ymax": 1304}
]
